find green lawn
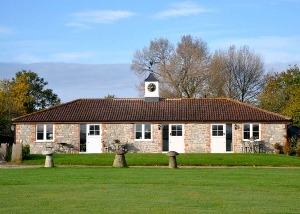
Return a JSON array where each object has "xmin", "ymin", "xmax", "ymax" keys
[
  {"xmin": 22, "ymin": 153, "xmax": 300, "ymax": 167},
  {"xmin": 0, "ymin": 167, "xmax": 299, "ymax": 213}
]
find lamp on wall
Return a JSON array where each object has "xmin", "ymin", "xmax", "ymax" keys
[
  {"xmin": 234, "ymin": 124, "xmax": 240, "ymax": 130},
  {"xmin": 158, "ymin": 125, "xmax": 161, "ymax": 130}
]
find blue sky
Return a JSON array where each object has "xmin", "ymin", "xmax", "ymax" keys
[{"xmin": 0, "ymin": 0, "xmax": 300, "ymax": 102}]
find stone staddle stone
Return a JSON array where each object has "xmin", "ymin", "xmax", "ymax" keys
[
  {"xmin": 42, "ymin": 150, "xmax": 55, "ymax": 167},
  {"xmin": 113, "ymin": 150, "xmax": 127, "ymax": 167},
  {"xmin": 166, "ymin": 151, "xmax": 179, "ymax": 168}
]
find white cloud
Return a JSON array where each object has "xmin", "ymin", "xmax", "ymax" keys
[
  {"xmin": 68, "ymin": 10, "xmax": 135, "ymax": 28},
  {"xmin": 156, "ymin": 1, "xmax": 208, "ymax": 18},
  {"xmin": 65, "ymin": 22, "xmax": 91, "ymax": 30}
]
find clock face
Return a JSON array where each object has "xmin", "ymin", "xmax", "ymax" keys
[{"xmin": 147, "ymin": 83, "xmax": 156, "ymax": 92}]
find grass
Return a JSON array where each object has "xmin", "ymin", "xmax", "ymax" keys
[
  {"xmin": 0, "ymin": 167, "xmax": 299, "ymax": 213},
  {"xmin": 21, "ymin": 153, "xmax": 300, "ymax": 167}
]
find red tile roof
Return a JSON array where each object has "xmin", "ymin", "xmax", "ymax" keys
[{"xmin": 12, "ymin": 98, "xmax": 291, "ymax": 123}]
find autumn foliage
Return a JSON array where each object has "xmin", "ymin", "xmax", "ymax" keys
[
  {"xmin": 0, "ymin": 70, "xmax": 60, "ymax": 135},
  {"xmin": 258, "ymin": 65, "xmax": 300, "ymax": 126}
]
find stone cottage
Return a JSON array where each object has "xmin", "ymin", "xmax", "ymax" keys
[{"xmin": 12, "ymin": 73, "xmax": 291, "ymax": 154}]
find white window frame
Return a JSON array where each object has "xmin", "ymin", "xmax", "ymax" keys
[
  {"xmin": 242, "ymin": 123, "xmax": 260, "ymax": 140},
  {"xmin": 36, "ymin": 124, "xmax": 54, "ymax": 141},
  {"xmin": 134, "ymin": 124, "xmax": 152, "ymax": 141}
]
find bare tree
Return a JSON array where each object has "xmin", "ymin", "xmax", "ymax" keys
[
  {"xmin": 131, "ymin": 35, "xmax": 210, "ymax": 98},
  {"xmin": 210, "ymin": 45, "xmax": 265, "ymax": 103}
]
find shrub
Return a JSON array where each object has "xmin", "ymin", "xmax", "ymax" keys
[
  {"xmin": 274, "ymin": 143, "xmax": 281, "ymax": 150},
  {"xmin": 5, "ymin": 144, "xmax": 12, "ymax": 161},
  {"xmin": 295, "ymin": 142, "xmax": 300, "ymax": 157},
  {"xmin": 22, "ymin": 144, "xmax": 31, "ymax": 160},
  {"xmin": 287, "ymin": 136, "xmax": 300, "ymax": 156},
  {"xmin": 283, "ymin": 140, "xmax": 290, "ymax": 154}
]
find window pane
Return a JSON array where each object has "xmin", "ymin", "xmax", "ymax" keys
[
  {"xmin": 253, "ymin": 132, "xmax": 259, "ymax": 139},
  {"xmin": 212, "ymin": 125, "xmax": 218, "ymax": 131},
  {"xmin": 144, "ymin": 124, "xmax": 151, "ymax": 139},
  {"xmin": 136, "ymin": 124, "xmax": 142, "ymax": 132},
  {"xmin": 218, "ymin": 131, "xmax": 223, "ymax": 136},
  {"xmin": 46, "ymin": 125, "xmax": 53, "ymax": 133},
  {"xmin": 243, "ymin": 124, "xmax": 250, "ymax": 131},
  {"xmin": 135, "ymin": 124, "xmax": 143, "ymax": 139},
  {"xmin": 46, "ymin": 125, "xmax": 53, "ymax": 140},
  {"xmin": 177, "ymin": 125, "xmax": 182, "ymax": 131},
  {"xmin": 171, "ymin": 125, "xmax": 177, "ymax": 130},
  {"xmin": 37, "ymin": 124, "xmax": 44, "ymax": 132},
  {"xmin": 253, "ymin": 124, "xmax": 259, "ymax": 139},
  {"xmin": 37, "ymin": 133, "xmax": 44, "ymax": 140},
  {"xmin": 145, "ymin": 124, "xmax": 151, "ymax": 132},
  {"xmin": 177, "ymin": 131, "xmax": 182, "ymax": 136},
  {"xmin": 95, "ymin": 125, "xmax": 100, "ymax": 131},
  {"xmin": 253, "ymin": 124, "xmax": 259, "ymax": 132},
  {"xmin": 135, "ymin": 132, "xmax": 142, "ymax": 139},
  {"xmin": 37, "ymin": 125, "xmax": 44, "ymax": 140},
  {"xmin": 244, "ymin": 132, "xmax": 250, "ymax": 139},
  {"xmin": 145, "ymin": 132, "xmax": 151, "ymax": 139},
  {"xmin": 218, "ymin": 125, "xmax": 223, "ymax": 131}
]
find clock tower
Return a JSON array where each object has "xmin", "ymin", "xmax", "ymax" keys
[{"xmin": 144, "ymin": 72, "xmax": 159, "ymax": 102}]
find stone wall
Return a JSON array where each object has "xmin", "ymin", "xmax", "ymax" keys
[
  {"xmin": 185, "ymin": 124, "xmax": 209, "ymax": 153},
  {"xmin": 233, "ymin": 123, "xmax": 243, "ymax": 153},
  {"xmin": 261, "ymin": 123, "xmax": 287, "ymax": 152},
  {"xmin": 15, "ymin": 122, "xmax": 288, "ymax": 154},
  {"xmin": 102, "ymin": 123, "xmax": 161, "ymax": 153},
  {"xmin": 233, "ymin": 123, "xmax": 287, "ymax": 153},
  {"xmin": 55, "ymin": 124, "xmax": 79, "ymax": 153},
  {"xmin": 16, "ymin": 124, "xmax": 79, "ymax": 154},
  {"xmin": 16, "ymin": 124, "xmax": 35, "ymax": 145},
  {"xmin": 102, "ymin": 124, "xmax": 133, "ymax": 144}
]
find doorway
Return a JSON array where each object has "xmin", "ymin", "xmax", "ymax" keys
[
  {"xmin": 80, "ymin": 124, "xmax": 102, "ymax": 153},
  {"xmin": 210, "ymin": 124, "xmax": 233, "ymax": 153},
  {"xmin": 162, "ymin": 124, "xmax": 185, "ymax": 153}
]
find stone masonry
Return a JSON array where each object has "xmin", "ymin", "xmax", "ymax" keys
[
  {"xmin": 16, "ymin": 124, "xmax": 79, "ymax": 154},
  {"xmin": 185, "ymin": 123, "xmax": 209, "ymax": 153},
  {"xmin": 15, "ymin": 122, "xmax": 288, "ymax": 154}
]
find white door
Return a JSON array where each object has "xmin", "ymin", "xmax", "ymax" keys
[
  {"xmin": 86, "ymin": 124, "xmax": 102, "ymax": 153},
  {"xmin": 210, "ymin": 124, "xmax": 226, "ymax": 153},
  {"xmin": 169, "ymin": 124, "xmax": 185, "ymax": 153}
]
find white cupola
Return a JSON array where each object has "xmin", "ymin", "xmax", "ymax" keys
[{"xmin": 144, "ymin": 72, "xmax": 159, "ymax": 102}]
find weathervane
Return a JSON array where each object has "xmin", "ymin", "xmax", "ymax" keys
[{"xmin": 147, "ymin": 59, "xmax": 154, "ymax": 74}]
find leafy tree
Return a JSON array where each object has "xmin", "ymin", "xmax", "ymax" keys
[
  {"xmin": 0, "ymin": 80, "xmax": 12, "ymax": 135},
  {"xmin": 132, "ymin": 36, "xmax": 265, "ymax": 102},
  {"xmin": 209, "ymin": 45, "xmax": 265, "ymax": 103},
  {"xmin": 0, "ymin": 70, "xmax": 61, "ymax": 136},
  {"xmin": 258, "ymin": 65, "xmax": 300, "ymax": 125},
  {"xmin": 131, "ymin": 35, "xmax": 210, "ymax": 98},
  {"xmin": 105, "ymin": 94, "xmax": 115, "ymax": 98},
  {"xmin": 11, "ymin": 70, "xmax": 61, "ymax": 114}
]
